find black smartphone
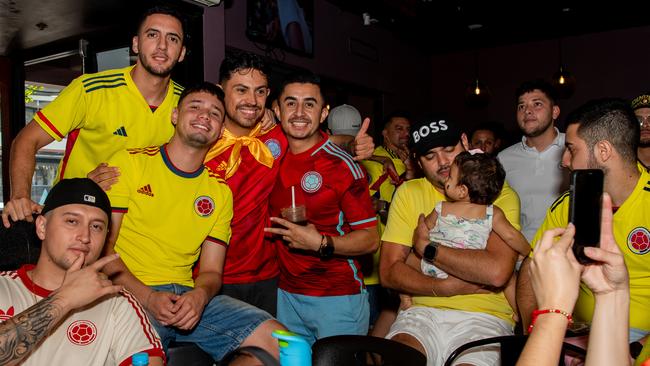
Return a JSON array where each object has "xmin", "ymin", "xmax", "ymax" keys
[{"xmin": 568, "ymin": 169, "xmax": 604, "ymax": 264}]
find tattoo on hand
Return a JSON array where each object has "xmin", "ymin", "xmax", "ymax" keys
[{"xmin": 0, "ymin": 296, "xmax": 64, "ymax": 365}]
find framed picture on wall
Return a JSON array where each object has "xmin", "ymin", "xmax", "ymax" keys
[{"xmin": 246, "ymin": 0, "xmax": 314, "ymax": 56}]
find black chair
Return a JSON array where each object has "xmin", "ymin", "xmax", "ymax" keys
[
  {"xmin": 166, "ymin": 341, "xmax": 216, "ymax": 366},
  {"xmin": 443, "ymin": 335, "xmax": 587, "ymax": 366},
  {"xmin": 221, "ymin": 346, "xmax": 279, "ymax": 366},
  {"xmin": 0, "ymin": 217, "xmax": 41, "ymax": 271},
  {"xmin": 312, "ymin": 335, "xmax": 427, "ymax": 366}
]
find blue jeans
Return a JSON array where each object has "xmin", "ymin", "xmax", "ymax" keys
[
  {"xmin": 277, "ymin": 288, "xmax": 369, "ymax": 345},
  {"xmin": 148, "ymin": 284, "xmax": 273, "ymax": 361}
]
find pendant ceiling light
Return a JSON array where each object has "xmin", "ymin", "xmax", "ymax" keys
[
  {"xmin": 551, "ymin": 38, "xmax": 576, "ymax": 99},
  {"xmin": 464, "ymin": 51, "xmax": 490, "ymax": 109}
]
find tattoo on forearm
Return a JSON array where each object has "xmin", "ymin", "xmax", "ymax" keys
[{"xmin": 0, "ymin": 296, "xmax": 65, "ymax": 365}]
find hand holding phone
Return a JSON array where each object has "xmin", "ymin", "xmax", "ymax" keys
[{"xmin": 568, "ymin": 169, "xmax": 604, "ymax": 264}]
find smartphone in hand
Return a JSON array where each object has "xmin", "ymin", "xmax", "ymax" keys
[{"xmin": 568, "ymin": 169, "xmax": 604, "ymax": 264}]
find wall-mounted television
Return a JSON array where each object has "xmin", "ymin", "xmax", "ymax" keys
[{"xmin": 246, "ymin": 0, "xmax": 314, "ymax": 56}]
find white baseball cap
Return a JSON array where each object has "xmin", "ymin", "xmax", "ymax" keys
[{"xmin": 328, "ymin": 104, "xmax": 362, "ymax": 136}]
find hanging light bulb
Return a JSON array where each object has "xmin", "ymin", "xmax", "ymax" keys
[
  {"xmin": 464, "ymin": 51, "xmax": 490, "ymax": 109},
  {"xmin": 465, "ymin": 78, "xmax": 490, "ymax": 108},
  {"xmin": 551, "ymin": 40, "xmax": 576, "ymax": 99}
]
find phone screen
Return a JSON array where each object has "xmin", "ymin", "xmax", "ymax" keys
[{"xmin": 568, "ymin": 169, "xmax": 604, "ymax": 264}]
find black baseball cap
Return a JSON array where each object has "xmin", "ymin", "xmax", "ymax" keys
[
  {"xmin": 409, "ymin": 117, "xmax": 462, "ymax": 156},
  {"xmin": 631, "ymin": 94, "xmax": 650, "ymax": 110},
  {"xmin": 41, "ymin": 178, "xmax": 112, "ymax": 220}
]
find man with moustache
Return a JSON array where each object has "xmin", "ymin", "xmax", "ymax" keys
[
  {"xmin": 101, "ymin": 83, "xmax": 285, "ymax": 362},
  {"xmin": 0, "ymin": 178, "xmax": 164, "ymax": 366},
  {"xmin": 203, "ymin": 51, "xmax": 374, "ymax": 316},
  {"xmin": 498, "ymin": 80, "xmax": 570, "ymax": 241},
  {"xmin": 631, "ymin": 93, "xmax": 650, "ymax": 168},
  {"xmin": 3, "ymin": 6, "xmax": 188, "ymax": 227},
  {"xmin": 264, "ymin": 72, "xmax": 378, "ymax": 344},
  {"xmin": 380, "ymin": 118, "xmax": 521, "ymax": 365}
]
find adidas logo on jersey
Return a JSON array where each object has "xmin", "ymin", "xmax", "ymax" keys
[
  {"xmin": 113, "ymin": 126, "xmax": 128, "ymax": 137},
  {"xmin": 215, "ymin": 161, "xmax": 227, "ymax": 171},
  {"xmin": 137, "ymin": 184, "xmax": 154, "ymax": 197}
]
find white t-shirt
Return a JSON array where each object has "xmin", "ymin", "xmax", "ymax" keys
[
  {"xmin": 498, "ymin": 129, "xmax": 569, "ymax": 241},
  {"xmin": 0, "ymin": 265, "xmax": 163, "ymax": 366}
]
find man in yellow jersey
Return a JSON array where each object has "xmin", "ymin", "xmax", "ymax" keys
[
  {"xmin": 379, "ymin": 117, "xmax": 521, "ymax": 365},
  {"xmin": 361, "ymin": 112, "xmax": 413, "ymax": 333},
  {"xmin": 3, "ymin": 5, "xmax": 187, "ymax": 227},
  {"xmin": 516, "ymin": 98, "xmax": 650, "ymax": 360},
  {"xmin": 101, "ymin": 82, "xmax": 285, "ymax": 362}
]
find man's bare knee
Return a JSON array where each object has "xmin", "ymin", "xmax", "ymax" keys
[
  {"xmin": 390, "ymin": 332, "xmax": 426, "ymax": 356},
  {"xmin": 240, "ymin": 319, "xmax": 287, "ymax": 359}
]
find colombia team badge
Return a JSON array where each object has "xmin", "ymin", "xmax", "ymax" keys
[
  {"xmin": 194, "ymin": 196, "xmax": 215, "ymax": 217},
  {"xmin": 265, "ymin": 138, "xmax": 282, "ymax": 159},
  {"xmin": 301, "ymin": 171, "xmax": 322, "ymax": 193},
  {"xmin": 627, "ymin": 227, "xmax": 650, "ymax": 255},
  {"xmin": 67, "ymin": 320, "xmax": 97, "ymax": 346}
]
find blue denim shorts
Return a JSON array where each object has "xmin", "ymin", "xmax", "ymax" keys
[{"xmin": 148, "ymin": 284, "xmax": 273, "ymax": 361}]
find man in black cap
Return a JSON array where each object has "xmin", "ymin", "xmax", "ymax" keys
[
  {"xmin": 0, "ymin": 178, "xmax": 165, "ymax": 366},
  {"xmin": 631, "ymin": 93, "xmax": 650, "ymax": 168},
  {"xmin": 379, "ymin": 117, "xmax": 521, "ymax": 365}
]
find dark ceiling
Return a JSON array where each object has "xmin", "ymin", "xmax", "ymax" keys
[
  {"xmin": 0, "ymin": 0, "xmax": 200, "ymax": 57},
  {"xmin": 327, "ymin": 0, "xmax": 650, "ymax": 54},
  {"xmin": 2, "ymin": 0, "xmax": 650, "ymax": 57}
]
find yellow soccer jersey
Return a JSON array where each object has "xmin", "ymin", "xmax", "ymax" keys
[
  {"xmin": 34, "ymin": 66, "xmax": 182, "ymax": 183},
  {"xmin": 361, "ymin": 146, "xmax": 407, "ymax": 200},
  {"xmin": 361, "ymin": 146, "xmax": 407, "ymax": 285},
  {"xmin": 532, "ymin": 166, "xmax": 650, "ymax": 331},
  {"xmin": 107, "ymin": 146, "xmax": 233, "ymax": 287},
  {"xmin": 381, "ymin": 177, "xmax": 521, "ymax": 323}
]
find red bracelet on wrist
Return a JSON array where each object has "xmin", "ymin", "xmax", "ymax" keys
[{"xmin": 527, "ymin": 308, "xmax": 573, "ymax": 333}]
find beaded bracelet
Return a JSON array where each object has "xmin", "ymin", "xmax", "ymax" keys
[{"xmin": 527, "ymin": 308, "xmax": 573, "ymax": 333}]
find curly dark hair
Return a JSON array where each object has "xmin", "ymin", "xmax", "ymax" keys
[
  {"xmin": 219, "ymin": 50, "xmax": 269, "ymax": 84},
  {"xmin": 454, "ymin": 151, "xmax": 505, "ymax": 205}
]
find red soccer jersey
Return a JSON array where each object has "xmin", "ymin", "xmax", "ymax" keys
[
  {"xmin": 269, "ymin": 132, "xmax": 377, "ymax": 296},
  {"xmin": 205, "ymin": 125, "xmax": 288, "ymax": 284}
]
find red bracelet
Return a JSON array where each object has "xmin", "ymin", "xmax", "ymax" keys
[{"xmin": 527, "ymin": 308, "xmax": 573, "ymax": 333}]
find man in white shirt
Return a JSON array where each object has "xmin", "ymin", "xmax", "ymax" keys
[
  {"xmin": 498, "ymin": 80, "xmax": 569, "ymax": 241},
  {"xmin": 0, "ymin": 178, "xmax": 163, "ymax": 366}
]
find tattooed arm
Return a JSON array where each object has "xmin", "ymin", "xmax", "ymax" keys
[
  {"xmin": 0, "ymin": 295, "xmax": 69, "ymax": 366},
  {"xmin": 0, "ymin": 254, "xmax": 122, "ymax": 365}
]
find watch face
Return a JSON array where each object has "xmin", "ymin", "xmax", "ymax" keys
[
  {"xmin": 321, "ymin": 244, "xmax": 334, "ymax": 258},
  {"xmin": 424, "ymin": 243, "xmax": 437, "ymax": 262}
]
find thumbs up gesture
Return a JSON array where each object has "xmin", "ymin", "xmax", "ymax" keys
[{"xmin": 352, "ymin": 118, "xmax": 375, "ymax": 161}]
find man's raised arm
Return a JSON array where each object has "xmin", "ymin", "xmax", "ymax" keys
[
  {"xmin": 0, "ymin": 254, "xmax": 121, "ymax": 366},
  {"xmin": 2, "ymin": 121, "xmax": 55, "ymax": 227}
]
